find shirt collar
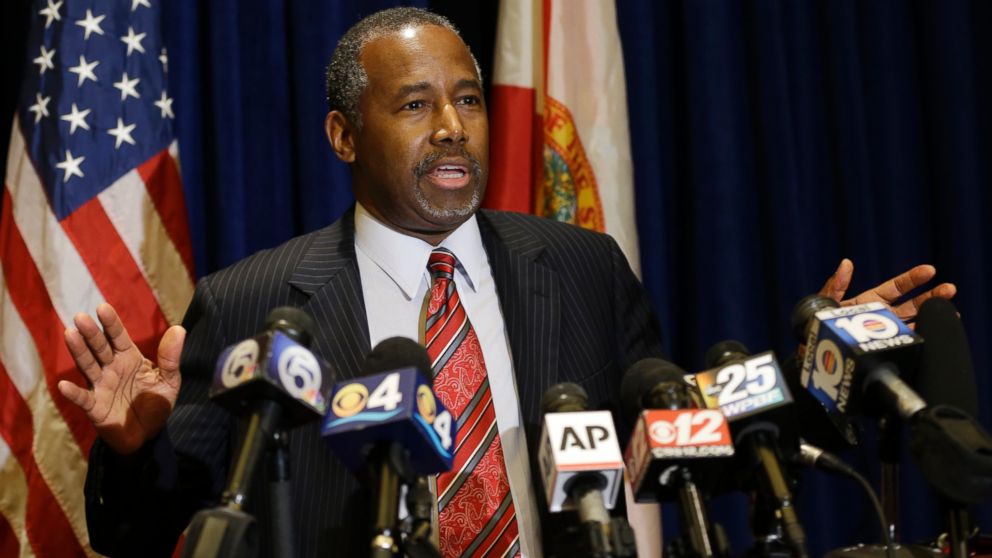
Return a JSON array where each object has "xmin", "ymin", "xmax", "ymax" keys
[{"xmin": 354, "ymin": 202, "xmax": 485, "ymax": 299}]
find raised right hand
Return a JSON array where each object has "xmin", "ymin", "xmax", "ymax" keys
[{"xmin": 57, "ymin": 303, "xmax": 186, "ymax": 455}]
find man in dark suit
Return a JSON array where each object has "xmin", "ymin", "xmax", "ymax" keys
[{"xmin": 58, "ymin": 7, "xmax": 955, "ymax": 558}]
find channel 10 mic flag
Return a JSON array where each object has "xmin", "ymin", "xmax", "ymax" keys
[{"xmin": 0, "ymin": 0, "xmax": 193, "ymax": 555}]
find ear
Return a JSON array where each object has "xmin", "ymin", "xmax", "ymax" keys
[{"xmin": 325, "ymin": 110, "xmax": 356, "ymax": 163}]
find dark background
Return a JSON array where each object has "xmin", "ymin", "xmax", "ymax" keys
[{"xmin": 3, "ymin": 0, "xmax": 990, "ymax": 555}]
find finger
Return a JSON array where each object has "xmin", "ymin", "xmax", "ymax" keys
[
  {"xmin": 96, "ymin": 303, "xmax": 135, "ymax": 355},
  {"xmin": 74, "ymin": 311, "xmax": 114, "ymax": 366},
  {"xmin": 868, "ymin": 264, "xmax": 937, "ymax": 305},
  {"xmin": 891, "ymin": 282, "xmax": 958, "ymax": 321},
  {"xmin": 819, "ymin": 259, "xmax": 853, "ymax": 302},
  {"xmin": 57, "ymin": 379, "xmax": 94, "ymax": 412},
  {"xmin": 64, "ymin": 327, "xmax": 103, "ymax": 384},
  {"xmin": 157, "ymin": 325, "xmax": 186, "ymax": 383}
]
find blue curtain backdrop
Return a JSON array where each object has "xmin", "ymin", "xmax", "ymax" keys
[
  {"xmin": 616, "ymin": 0, "xmax": 992, "ymax": 552},
  {"xmin": 1, "ymin": 0, "xmax": 989, "ymax": 555}
]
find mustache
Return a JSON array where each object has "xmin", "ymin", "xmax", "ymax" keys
[{"xmin": 414, "ymin": 148, "xmax": 482, "ymax": 179}]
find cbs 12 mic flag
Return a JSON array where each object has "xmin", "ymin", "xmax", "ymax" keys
[
  {"xmin": 488, "ymin": 0, "xmax": 641, "ymax": 275},
  {"xmin": 1, "ymin": 0, "xmax": 194, "ymax": 555}
]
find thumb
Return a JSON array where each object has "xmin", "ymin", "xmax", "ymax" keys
[
  {"xmin": 157, "ymin": 325, "xmax": 186, "ymax": 378},
  {"xmin": 820, "ymin": 258, "xmax": 853, "ymax": 302}
]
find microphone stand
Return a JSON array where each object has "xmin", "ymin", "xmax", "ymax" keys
[
  {"xmin": 664, "ymin": 468, "xmax": 730, "ymax": 558},
  {"xmin": 268, "ymin": 430, "xmax": 296, "ymax": 558},
  {"xmin": 567, "ymin": 476, "xmax": 637, "ymax": 558},
  {"xmin": 367, "ymin": 445, "xmax": 444, "ymax": 558},
  {"xmin": 368, "ymin": 444, "xmax": 405, "ymax": 558},
  {"xmin": 182, "ymin": 400, "xmax": 287, "ymax": 558},
  {"xmin": 877, "ymin": 415, "xmax": 901, "ymax": 544},
  {"xmin": 401, "ymin": 476, "xmax": 442, "ymax": 558}
]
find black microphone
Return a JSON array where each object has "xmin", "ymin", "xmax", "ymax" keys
[
  {"xmin": 621, "ymin": 359, "xmax": 733, "ymax": 558},
  {"xmin": 913, "ymin": 298, "xmax": 978, "ymax": 415},
  {"xmin": 538, "ymin": 383, "xmax": 634, "ymax": 557},
  {"xmin": 183, "ymin": 307, "xmax": 333, "ymax": 558},
  {"xmin": 794, "ymin": 296, "xmax": 992, "ymax": 504},
  {"xmin": 696, "ymin": 341, "xmax": 809, "ymax": 558},
  {"xmin": 322, "ymin": 337, "xmax": 456, "ymax": 558},
  {"xmin": 909, "ymin": 298, "xmax": 992, "ymax": 558}
]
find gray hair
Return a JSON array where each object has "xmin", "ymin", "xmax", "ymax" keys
[{"xmin": 325, "ymin": 7, "xmax": 482, "ymax": 130}]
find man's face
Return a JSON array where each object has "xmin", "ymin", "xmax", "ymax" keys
[{"xmin": 341, "ymin": 25, "xmax": 488, "ymax": 242}]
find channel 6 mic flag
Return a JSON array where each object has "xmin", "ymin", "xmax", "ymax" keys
[{"xmin": 1, "ymin": 1, "xmax": 192, "ymax": 555}]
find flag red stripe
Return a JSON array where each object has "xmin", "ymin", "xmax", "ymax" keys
[
  {"xmin": 0, "ymin": 361, "xmax": 87, "ymax": 557},
  {"xmin": 484, "ymin": 85, "xmax": 537, "ymax": 214},
  {"xmin": 0, "ymin": 188, "xmax": 95, "ymax": 451},
  {"xmin": 61, "ymin": 197, "xmax": 170, "ymax": 358},
  {"xmin": 0, "ymin": 510, "xmax": 19, "ymax": 558},
  {"xmin": 137, "ymin": 150, "xmax": 195, "ymax": 281}
]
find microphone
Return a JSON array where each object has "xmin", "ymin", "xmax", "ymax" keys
[
  {"xmin": 621, "ymin": 358, "xmax": 733, "ymax": 558},
  {"xmin": 909, "ymin": 298, "xmax": 992, "ymax": 503},
  {"xmin": 183, "ymin": 307, "xmax": 333, "ymax": 558},
  {"xmin": 794, "ymin": 296, "xmax": 992, "ymax": 504},
  {"xmin": 791, "ymin": 295, "xmax": 925, "ymax": 425},
  {"xmin": 695, "ymin": 341, "xmax": 809, "ymax": 558},
  {"xmin": 210, "ymin": 307, "xmax": 331, "ymax": 427},
  {"xmin": 913, "ymin": 298, "xmax": 978, "ymax": 415},
  {"xmin": 538, "ymin": 383, "xmax": 634, "ymax": 557},
  {"xmin": 322, "ymin": 337, "xmax": 456, "ymax": 558},
  {"xmin": 322, "ymin": 337, "xmax": 455, "ymax": 476}
]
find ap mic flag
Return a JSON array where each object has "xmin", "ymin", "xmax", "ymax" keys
[
  {"xmin": 0, "ymin": 0, "xmax": 193, "ymax": 555},
  {"xmin": 487, "ymin": 0, "xmax": 641, "ymax": 274}
]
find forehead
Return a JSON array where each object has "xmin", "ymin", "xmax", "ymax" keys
[{"xmin": 358, "ymin": 25, "xmax": 478, "ymax": 95}]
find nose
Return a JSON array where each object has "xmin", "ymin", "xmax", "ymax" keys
[{"xmin": 431, "ymin": 103, "xmax": 467, "ymax": 146}]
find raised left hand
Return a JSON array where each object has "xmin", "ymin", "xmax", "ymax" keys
[{"xmin": 819, "ymin": 258, "xmax": 957, "ymax": 323}]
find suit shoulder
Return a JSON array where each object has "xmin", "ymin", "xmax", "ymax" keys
[
  {"xmin": 479, "ymin": 209, "xmax": 618, "ymax": 253},
  {"xmin": 196, "ymin": 226, "xmax": 327, "ymax": 301}
]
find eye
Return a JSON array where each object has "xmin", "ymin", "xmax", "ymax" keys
[
  {"xmin": 456, "ymin": 95, "xmax": 481, "ymax": 106},
  {"xmin": 403, "ymin": 100, "xmax": 426, "ymax": 111}
]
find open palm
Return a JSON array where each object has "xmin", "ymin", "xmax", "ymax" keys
[{"xmin": 58, "ymin": 303, "xmax": 185, "ymax": 455}]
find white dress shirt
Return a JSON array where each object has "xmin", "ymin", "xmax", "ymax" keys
[{"xmin": 354, "ymin": 203, "xmax": 542, "ymax": 557}]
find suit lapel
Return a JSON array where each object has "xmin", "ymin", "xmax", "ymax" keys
[
  {"xmin": 478, "ymin": 212, "xmax": 561, "ymax": 423},
  {"xmin": 287, "ymin": 208, "xmax": 371, "ymax": 381}
]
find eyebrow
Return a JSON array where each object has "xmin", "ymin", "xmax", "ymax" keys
[
  {"xmin": 393, "ymin": 78, "xmax": 483, "ymax": 100},
  {"xmin": 395, "ymin": 82, "xmax": 432, "ymax": 99}
]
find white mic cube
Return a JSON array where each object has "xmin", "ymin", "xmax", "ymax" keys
[{"xmin": 538, "ymin": 410, "xmax": 624, "ymax": 512}]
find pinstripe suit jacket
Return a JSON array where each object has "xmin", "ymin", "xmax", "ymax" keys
[{"xmin": 85, "ymin": 208, "xmax": 664, "ymax": 557}]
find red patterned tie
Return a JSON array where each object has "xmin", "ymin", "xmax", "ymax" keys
[{"xmin": 424, "ymin": 248, "xmax": 520, "ymax": 558}]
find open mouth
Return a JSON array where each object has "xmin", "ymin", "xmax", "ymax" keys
[{"xmin": 426, "ymin": 163, "xmax": 471, "ymax": 189}]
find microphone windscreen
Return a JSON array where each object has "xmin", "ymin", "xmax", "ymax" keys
[
  {"xmin": 914, "ymin": 298, "xmax": 978, "ymax": 417},
  {"xmin": 704, "ymin": 339, "xmax": 750, "ymax": 368},
  {"xmin": 265, "ymin": 306, "xmax": 315, "ymax": 346},
  {"xmin": 790, "ymin": 294, "xmax": 839, "ymax": 342},
  {"xmin": 620, "ymin": 358, "xmax": 687, "ymax": 420},
  {"xmin": 540, "ymin": 382, "xmax": 589, "ymax": 414},
  {"xmin": 362, "ymin": 337, "xmax": 432, "ymax": 378}
]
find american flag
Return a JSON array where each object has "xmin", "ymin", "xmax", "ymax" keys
[{"xmin": 1, "ymin": 0, "xmax": 194, "ymax": 555}]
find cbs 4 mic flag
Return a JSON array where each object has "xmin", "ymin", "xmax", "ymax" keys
[
  {"xmin": 0, "ymin": 0, "xmax": 194, "ymax": 555},
  {"xmin": 487, "ymin": 0, "xmax": 641, "ymax": 274}
]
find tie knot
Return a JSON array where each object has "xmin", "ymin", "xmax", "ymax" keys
[{"xmin": 428, "ymin": 248, "xmax": 457, "ymax": 280}]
